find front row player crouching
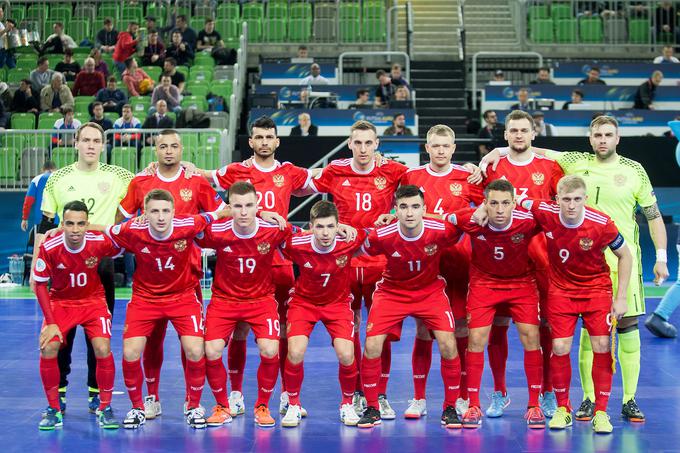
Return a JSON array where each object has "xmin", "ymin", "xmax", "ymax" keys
[
  {"xmin": 33, "ymin": 201, "xmax": 121, "ymax": 430},
  {"xmin": 357, "ymin": 185, "xmax": 464, "ymax": 429},
  {"xmin": 280, "ymin": 200, "xmax": 364, "ymax": 427}
]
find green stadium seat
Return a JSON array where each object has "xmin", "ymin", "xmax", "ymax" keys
[
  {"xmin": 363, "ymin": 3, "xmax": 385, "ymax": 18},
  {"xmin": 339, "ymin": 2, "xmax": 360, "ymax": 19},
  {"xmin": 69, "ymin": 19, "xmax": 91, "ymax": 44},
  {"xmin": 50, "ymin": 147, "xmax": 77, "ymax": 168},
  {"xmin": 339, "ymin": 18, "xmax": 361, "ymax": 42},
  {"xmin": 215, "ymin": 18, "xmax": 240, "ymax": 42},
  {"xmin": 74, "ymin": 113, "xmax": 89, "ymax": 124},
  {"xmin": 579, "ymin": 17, "xmax": 603, "ymax": 43},
  {"xmin": 289, "ymin": 18, "xmax": 312, "ymax": 42},
  {"xmin": 50, "ymin": 5, "xmax": 73, "ymax": 25},
  {"xmin": 363, "ymin": 17, "xmax": 386, "ymax": 42},
  {"xmin": 176, "ymin": 6, "xmax": 191, "ymax": 18},
  {"xmin": 121, "ymin": 6, "xmax": 143, "ymax": 24},
  {"xmin": 628, "ymin": 18, "xmax": 650, "ymax": 44},
  {"xmin": 5, "ymin": 134, "xmax": 26, "ymax": 150},
  {"xmin": 210, "ymin": 79, "xmax": 233, "ymax": 99},
  {"xmin": 191, "ymin": 17, "xmax": 207, "ymax": 32},
  {"xmin": 28, "ymin": 134, "xmax": 52, "ymax": 149},
  {"xmin": 0, "ymin": 147, "xmax": 19, "ymax": 182},
  {"xmin": 7, "ymin": 69, "xmax": 29, "ymax": 84},
  {"xmin": 528, "ymin": 5, "xmax": 549, "ymax": 20},
  {"xmin": 181, "ymin": 132, "xmax": 201, "ymax": 149},
  {"xmin": 195, "ymin": 5, "xmax": 214, "ymax": 18},
  {"xmin": 130, "ymin": 96, "xmax": 151, "ymax": 115},
  {"xmin": 193, "ymin": 53, "xmax": 215, "ymax": 67},
  {"xmin": 74, "ymin": 96, "xmax": 94, "ymax": 115},
  {"xmin": 555, "ymin": 18, "xmax": 578, "ymax": 43},
  {"xmin": 140, "ymin": 146, "xmax": 157, "ymax": 169},
  {"xmin": 189, "ymin": 66, "xmax": 213, "ymax": 84},
  {"xmin": 26, "ymin": 4, "xmax": 48, "ymax": 22},
  {"xmin": 74, "ymin": 4, "xmax": 96, "ymax": 23},
  {"xmin": 264, "ymin": 18, "xmax": 287, "ymax": 42},
  {"xmin": 551, "ymin": 3, "xmax": 572, "ymax": 20},
  {"xmin": 98, "ymin": 4, "xmax": 119, "ymax": 21},
  {"xmin": 110, "ymin": 147, "xmax": 137, "ymax": 173},
  {"xmin": 38, "ymin": 112, "xmax": 62, "ymax": 130},
  {"xmin": 267, "ymin": 3, "xmax": 288, "ymax": 18},
  {"xmin": 290, "ymin": 3, "xmax": 312, "ymax": 19},
  {"xmin": 104, "ymin": 112, "xmax": 120, "ymax": 123},
  {"xmin": 142, "ymin": 66, "xmax": 162, "ymax": 81},
  {"xmin": 192, "ymin": 147, "xmax": 220, "ymax": 170},
  {"xmin": 146, "ymin": 4, "xmax": 168, "ymax": 25},
  {"xmin": 180, "ymin": 96, "xmax": 209, "ymax": 112},
  {"xmin": 201, "ymin": 131, "xmax": 222, "ymax": 147},
  {"xmin": 217, "ymin": 3, "xmax": 240, "ymax": 20},
  {"xmin": 9, "ymin": 5, "xmax": 26, "ymax": 22},
  {"xmin": 11, "ymin": 113, "xmax": 36, "ymax": 130},
  {"xmin": 246, "ymin": 19, "xmax": 263, "ymax": 42},
  {"xmin": 530, "ymin": 18, "xmax": 554, "ymax": 43},
  {"xmin": 242, "ymin": 3, "xmax": 264, "ymax": 20},
  {"xmin": 175, "ymin": 66, "xmax": 190, "ymax": 80}
]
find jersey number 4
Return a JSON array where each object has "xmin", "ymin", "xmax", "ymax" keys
[{"xmin": 155, "ymin": 257, "xmax": 175, "ymax": 272}]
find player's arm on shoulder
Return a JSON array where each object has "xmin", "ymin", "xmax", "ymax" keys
[
  {"xmin": 337, "ymin": 223, "xmax": 357, "ymax": 242},
  {"xmin": 642, "ymin": 202, "xmax": 669, "ymax": 285},
  {"xmin": 462, "ymin": 162, "xmax": 484, "ymax": 185},
  {"xmin": 357, "ymin": 229, "xmax": 380, "ymax": 257},
  {"xmin": 292, "ymin": 168, "xmax": 318, "ymax": 197},
  {"xmin": 260, "ymin": 210, "xmax": 287, "ymax": 230}
]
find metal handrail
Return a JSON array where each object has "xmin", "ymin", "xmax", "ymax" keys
[
  {"xmin": 471, "ymin": 51, "xmax": 544, "ymax": 110},
  {"xmin": 406, "ymin": 2, "xmax": 414, "ymax": 58},
  {"xmin": 338, "ymin": 51, "xmax": 410, "ymax": 84},
  {"xmin": 458, "ymin": 0, "xmax": 466, "ymax": 61},
  {"xmin": 387, "ymin": 4, "xmax": 407, "ymax": 52}
]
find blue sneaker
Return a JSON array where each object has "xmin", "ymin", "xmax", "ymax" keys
[
  {"xmin": 39, "ymin": 408, "xmax": 63, "ymax": 430},
  {"xmin": 540, "ymin": 391, "xmax": 557, "ymax": 417},
  {"xmin": 88, "ymin": 394, "xmax": 101, "ymax": 414},
  {"xmin": 41, "ymin": 394, "xmax": 66, "ymax": 419},
  {"xmin": 485, "ymin": 391, "xmax": 510, "ymax": 418},
  {"xmin": 98, "ymin": 406, "xmax": 120, "ymax": 429}
]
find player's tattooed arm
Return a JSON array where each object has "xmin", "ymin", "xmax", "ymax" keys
[
  {"xmin": 643, "ymin": 203, "xmax": 670, "ymax": 285},
  {"xmin": 642, "ymin": 203, "xmax": 661, "ymax": 221}
]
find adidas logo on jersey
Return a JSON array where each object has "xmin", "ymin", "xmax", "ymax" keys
[
  {"xmin": 304, "ymin": 262, "xmax": 313, "ymax": 268},
  {"xmin": 546, "ymin": 232, "xmax": 554, "ymax": 239},
  {"xmin": 391, "ymin": 251, "xmax": 401, "ymax": 257},
  {"xmin": 223, "ymin": 246, "xmax": 233, "ymax": 253},
  {"xmin": 141, "ymin": 247, "xmax": 151, "ymax": 254},
  {"xmin": 342, "ymin": 179, "xmax": 351, "ymax": 187},
  {"xmin": 477, "ymin": 235, "xmax": 486, "ymax": 241},
  {"xmin": 57, "ymin": 263, "xmax": 66, "ymax": 269}
]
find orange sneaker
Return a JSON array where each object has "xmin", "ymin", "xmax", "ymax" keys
[
  {"xmin": 254, "ymin": 404, "xmax": 275, "ymax": 427},
  {"xmin": 524, "ymin": 406, "xmax": 546, "ymax": 429},
  {"xmin": 207, "ymin": 405, "xmax": 233, "ymax": 427}
]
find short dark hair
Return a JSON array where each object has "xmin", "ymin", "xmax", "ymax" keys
[
  {"xmin": 538, "ymin": 66, "xmax": 550, "ymax": 72},
  {"xmin": 21, "ymin": 78, "xmax": 31, "ymax": 85},
  {"xmin": 63, "ymin": 200, "xmax": 89, "ymax": 217},
  {"xmin": 62, "ymin": 106, "xmax": 74, "ymax": 114},
  {"xmin": 483, "ymin": 110, "xmax": 495, "ymax": 120},
  {"xmin": 250, "ymin": 115, "xmax": 277, "ymax": 135},
  {"xmin": 228, "ymin": 181, "xmax": 257, "ymax": 199},
  {"xmin": 395, "ymin": 184, "xmax": 424, "ymax": 202},
  {"xmin": 144, "ymin": 189, "xmax": 174, "ymax": 208},
  {"xmin": 172, "ymin": 30, "xmax": 182, "ymax": 37},
  {"xmin": 92, "ymin": 101, "xmax": 103, "ymax": 109},
  {"xmin": 205, "ymin": 18, "xmax": 214, "ymax": 24},
  {"xmin": 53, "ymin": 21, "xmax": 63, "ymax": 28},
  {"xmin": 37, "ymin": 56, "xmax": 48, "ymax": 66},
  {"xmin": 376, "ymin": 69, "xmax": 387, "ymax": 79},
  {"xmin": 104, "ymin": 17, "xmax": 112, "ymax": 25},
  {"xmin": 158, "ymin": 129, "xmax": 180, "ymax": 138},
  {"xmin": 298, "ymin": 45, "xmax": 308, "ymax": 50},
  {"xmin": 122, "ymin": 103, "xmax": 132, "ymax": 111},
  {"xmin": 393, "ymin": 112, "xmax": 405, "ymax": 121},
  {"xmin": 107, "ymin": 76, "xmax": 117, "ymax": 83},
  {"xmin": 6, "ymin": 19, "xmax": 15, "ymax": 26},
  {"xmin": 177, "ymin": 14, "xmax": 187, "ymax": 22},
  {"xmin": 504, "ymin": 109, "xmax": 535, "ymax": 129},
  {"xmin": 43, "ymin": 160, "xmax": 56, "ymax": 171},
  {"xmin": 148, "ymin": 28, "xmax": 158, "ymax": 34},
  {"xmin": 590, "ymin": 66, "xmax": 600, "ymax": 73},
  {"xmin": 356, "ymin": 88, "xmax": 369, "ymax": 98},
  {"xmin": 164, "ymin": 57, "xmax": 177, "ymax": 67},
  {"xmin": 484, "ymin": 178, "xmax": 514, "ymax": 198},
  {"xmin": 310, "ymin": 200, "xmax": 338, "ymax": 223},
  {"xmin": 124, "ymin": 58, "xmax": 135, "ymax": 69},
  {"xmin": 128, "ymin": 21, "xmax": 139, "ymax": 27},
  {"xmin": 572, "ymin": 89, "xmax": 584, "ymax": 98}
]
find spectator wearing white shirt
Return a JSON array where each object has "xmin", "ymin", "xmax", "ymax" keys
[
  {"xmin": 654, "ymin": 46, "xmax": 680, "ymax": 64},
  {"xmin": 299, "ymin": 63, "xmax": 329, "ymax": 86}
]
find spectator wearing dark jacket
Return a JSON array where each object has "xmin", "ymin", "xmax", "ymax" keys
[
  {"xmin": 165, "ymin": 31, "xmax": 194, "ymax": 66},
  {"xmin": 12, "ymin": 79, "xmax": 40, "ymax": 114},
  {"xmin": 142, "ymin": 29, "xmax": 166, "ymax": 67},
  {"xmin": 94, "ymin": 76, "xmax": 127, "ymax": 115},
  {"xmin": 96, "ymin": 18, "xmax": 119, "ymax": 54},
  {"xmin": 634, "ymin": 70, "xmax": 663, "ymax": 109}
]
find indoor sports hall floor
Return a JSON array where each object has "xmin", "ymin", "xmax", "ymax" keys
[{"xmin": 0, "ymin": 286, "xmax": 676, "ymax": 452}]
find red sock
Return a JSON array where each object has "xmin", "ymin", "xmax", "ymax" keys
[
  {"xmin": 488, "ymin": 324, "xmax": 509, "ymax": 394},
  {"xmin": 540, "ymin": 325, "xmax": 553, "ymax": 393},
  {"xmin": 123, "ymin": 358, "xmax": 145, "ymax": 409},
  {"xmin": 185, "ymin": 357, "xmax": 206, "ymax": 410},
  {"xmin": 524, "ymin": 349, "xmax": 543, "ymax": 407},
  {"xmin": 339, "ymin": 360, "xmax": 358, "ymax": 405},
  {"xmin": 592, "ymin": 352, "xmax": 613, "ymax": 413},
  {"xmin": 412, "ymin": 338, "xmax": 433, "ymax": 400},
  {"xmin": 143, "ymin": 326, "xmax": 165, "ymax": 400},
  {"xmin": 465, "ymin": 350, "xmax": 484, "ymax": 408},
  {"xmin": 227, "ymin": 339, "xmax": 247, "ymax": 393},
  {"xmin": 550, "ymin": 353, "xmax": 572, "ymax": 409},
  {"xmin": 353, "ymin": 335, "xmax": 363, "ymax": 392},
  {"xmin": 284, "ymin": 359, "xmax": 303, "ymax": 405},
  {"xmin": 96, "ymin": 353, "xmax": 115, "ymax": 410},
  {"xmin": 456, "ymin": 336, "xmax": 469, "ymax": 400},
  {"xmin": 360, "ymin": 355, "xmax": 381, "ymax": 408},
  {"xmin": 279, "ymin": 341, "xmax": 289, "ymax": 392},
  {"xmin": 181, "ymin": 347, "xmax": 189, "ymax": 401},
  {"xmin": 256, "ymin": 354, "xmax": 279, "ymax": 407},
  {"xmin": 377, "ymin": 341, "xmax": 391, "ymax": 395},
  {"xmin": 206, "ymin": 357, "xmax": 229, "ymax": 407},
  {"xmin": 40, "ymin": 356, "xmax": 61, "ymax": 410},
  {"xmin": 440, "ymin": 356, "xmax": 461, "ymax": 409}
]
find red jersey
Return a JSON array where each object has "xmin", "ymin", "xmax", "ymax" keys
[
  {"xmin": 33, "ymin": 232, "xmax": 120, "ymax": 305},
  {"xmin": 485, "ymin": 153, "xmax": 563, "ymax": 208},
  {"xmin": 119, "ymin": 167, "xmax": 224, "ymax": 219},
  {"xmin": 450, "ymin": 209, "xmax": 541, "ymax": 289},
  {"xmin": 280, "ymin": 230, "xmax": 367, "ymax": 305},
  {"xmin": 361, "ymin": 219, "xmax": 461, "ymax": 291},
  {"xmin": 196, "ymin": 218, "xmax": 295, "ymax": 302},
  {"xmin": 528, "ymin": 201, "xmax": 623, "ymax": 296},
  {"xmin": 105, "ymin": 213, "xmax": 216, "ymax": 299},
  {"xmin": 401, "ymin": 164, "xmax": 484, "ymax": 215}
]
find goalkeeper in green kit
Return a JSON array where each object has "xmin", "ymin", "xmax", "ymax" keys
[{"xmin": 481, "ymin": 115, "xmax": 669, "ymax": 423}]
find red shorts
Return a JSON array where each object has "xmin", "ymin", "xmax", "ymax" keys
[
  {"xmin": 205, "ymin": 295, "xmax": 280, "ymax": 342},
  {"xmin": 350, "ymin": 264, "xmax": 384, "ymax": 311},
  {"xmin": 440, "ymin": 235, "xmax": 472, "ymax": 320},
  {"xmin": 47, "ymin": 300, "xmax": 112, "ymax": 342},
  {"xmin": 466, "ymin": 285, "xmax": 540, "ymax": 329},
  {"xmin": 124, "ymin": 291, "xmax": 204, "ymax": 339},
  {"xmin": 287, "ymin": 295, "xmax": 355, "ymax": 342},
  {"xmin": 367, "ymin": 278, "xmax": 454, "ymax": 341},
  {"xmin": 548, "ymin": 293, "xmax": 613, "ymax": 339},
  {"xmin": 528, "ymin": 233, "xmax": 549, "ymax": 312}
]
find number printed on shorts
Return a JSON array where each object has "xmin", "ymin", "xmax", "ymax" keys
[
  {"xmin": 100, "ymin": 316, "xmax": 112, "ymax": 335},
  {"xmin": 559, "ymin": 248, "xmax": 570, "ymax": 263},
  {"xmin": 355, "ymin": 192, "xmax": 372, "ymax": 212},
  {"xmin": 69, "ymin": 272, "xmax": 87, "ymax": 287},
  {"xmin": 238, "ymin": 257, "xmax": 256, "ymax": 273},
  {"xmin": 257, "ymin": 191, "xmax": 276, "ymax": 210},
  {"xmin": 266, "ymin": 318, "xmax": 280, "ymax": 336},
  {"xmin": 190, "ymin": 315, "xmax": 205, "ymax": 333}
]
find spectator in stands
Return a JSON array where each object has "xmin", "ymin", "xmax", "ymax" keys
[
  {"xmin": 90, "ymin": 48, "xmax": 110, "ymax": 80},
  {"xmin": 510, "ymin": 87, "xmax": 531, "ymax": 111},
  {"xmin": 492, "ymin": 70, "xmax": 505, "ymax": 83},
  {"xmin": 297, "ymin": 45, "xmax": 309, "ymax": 59},
  {"xmin": 146, "ymin": 15, "xmax": 176, "ymax": 43},
  {"xmin": 197, "ymin": 18, "xmax": 224, "ymax": 51},
  {"xmin": 30, "ymin": 57, "xmax": 57, "ymax": 93},
  {"xmin": 54, "ymin": 49, "xmax": 81, "ymax": 83},
  {"xmin": 151, "ymin": 75, "xmax": 182, "ymax": 113},
  {"xmin": 90, "ymin": 101, "xmax": 113, "ymax": 131},
  {"xmin": 122, "ymin": 58, "xmax": 154, "ymax": 97},
  {"xmin": 0, "ymin": 82, "xmax": 10, "ymax": 109},
  {"xmin": 142, "ymin": 29, "xmax": 166, "ymax": 67},
  {"xmin": 113, "ymin": 22, "xmax": 140, "ymax": 75},
  {"xmin": 174, "ymin": 15, "xmax": 198, "ymax": 51},
  {"xmin": 374, "ymin": 69, "xmax": 396, "ymax": 107},
  {"xmin": 350, "ymin": 88, "xmax": 371, "ymax": 109},
  {"xmin": 394, "ymin": 85, "xmax": 410, "ymax": 101},
  {"xmin": 532, "ymin": 111, "xmax": 558, "ymax": 136},
  {"xmin": 36, "ymin": 22, "xmax": 77, "ymax": 56},
  {"xmin": 143, "ymin": 100, "xmax": 175, "ymax": 144},
  {"xmin": 390, "ymin": 63, "xmax": 411, "ymax": 90},
  {"xmin": 0, "ymin": 92, "xmax": 7, "ymax": 128},
  {"xmin": 383, "ymin": 113, "xmax": 413, "ymax": 136},
  {"xmin": 478, "ymin": 109, "xmax": 500, "ymax": 156},
  {"xmin": 73, "ymin": 58, "xmax": 106, "ymax": 97},
  {"xmin": 530, "ymin": 67, "xmax": 555, "ymax": 85},
  {"xmin": 655, "ymin": 1, "xmax": 675, "ymax": 42},
  {"xmin": 12, "ymin": 79, "xmax": 40, "ymax": 114},
  {"xmin": 161, "ymin": 57, "xmax": 186, "ymax": 93},
  {"xmin": 654, "ymin": 46, "xmax": 679, "ymax": 64},
  {"xmin": 51, "ymin": 107, "xmax": 81, "ymax": 148},
  {"xmin": 562, "ymin": 89, "xmax": 584, "ymax": 110},
  {"xmin": 40, "ymin": 73, "xmax": 74, "ymax": 113},
  {"xmin": 96, "ymin": 18, "xmax": 119, "ymax": 54},
  {"xmin": 290, "ymin": 113, "xmax": 318, "ymax": 137},
  {"xmin": 166, "ymin": 30, "xmax": 194, "ymax": 67},
  {"xmin": 113, "ymin": 104, "xmax": 142, "ymax": 147},
  {"xmin": 634, "ymin": 70, "xmax": 663, "ymax": 109},
  {"xmin": 95, "ymin": 76, "xmax": 127, "ymax": 115},
  {"xmin": 578, "ymin": 66, "xmax": 606, "ymax": 85},
  {"xmin": 300, "ymin": 63, "xmax": 330, "ymax": 86},
  {"xmin": 0, "ymin": 13, "xmax": 18, "ymax": 69}
]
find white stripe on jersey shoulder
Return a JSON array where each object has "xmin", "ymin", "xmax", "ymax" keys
[
  {"xmin": 84, "ymin": 232, "xmax": 105, "ymax": 241},
  {"xmin": 173, "ymin": 217, "xmax": 196, "ymax": 226},
  {"xmin": 405, "ymin": 164, "xmax": 428, "ymax": 173},
  {"xmin": 130, "ymin": 222, "xmax": 150, "ymax": 229},
  {"xmin": 257, "ymin": 218, "xmax": 283, "ymax": 228},
  {"xmin": 584, "ymin": 211, "xmax": 608, "ymax": 225},
  {"xmin": 291, "ymin": 235, "xmax": 313, "ymax": 245},
  {"xmin": 451, "ymin": 163, "xmax": 471, "ymax": 173},
  {"xmin": 377, "ymin": 223, "xmax": 400, "ymax": 237},
  {"xmin": 423, "ymin": 219, "xmax": 446, "ymax": 229},
  {"xmin": 512, "ymin": 210, "xmax": 534, "ymax": 219},
  {"xmin": 538, "ymin": 201, "xmax": 559, "ymax": 212},
  {"xmin": 43, "ymin": 235, "xmax": 65, "ymax": 250},
  {"xmin": 330, "ymin": 158, "xmax": 353, "ymax": 167},
  {"xmin": 584, "ymin": 207, "xmax": 608, "ymax": 223},
  {"xmin": 533, "ymin": 154, "xmax": 556, "ymax": 162},
  {"xmin": 211, "ymin": 219, "xmax": 234, "ymax": 231}
]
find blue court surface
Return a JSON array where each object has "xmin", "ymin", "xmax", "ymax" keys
[{"xmin": 1, "ymin": 290, "xmax": 677, "ymax": 452}]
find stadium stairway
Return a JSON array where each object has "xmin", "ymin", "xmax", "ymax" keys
[
  {"xmin": 463, "ymin": 0, "xmax": 521, "ymax": 55},
  {"xmin": 406, "ymin": 0, "xmax": 461, "ymax": 60}
]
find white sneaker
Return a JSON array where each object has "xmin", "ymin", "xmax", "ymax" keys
[
  {"xmin": 352, "ymin": 392, "xmax": 367, "ymax": 415},
  {"xmin": 378, "ymin": 394, "xmax": 396, "ymax": 420},
  {"xmin": 280, "ymin": 391, "xmax": 308, "ymax": 417},
  {"xmin": 340, "ymin": 403, "xmax": 360, "ymax": 426},
  {"xmin": 144, "ymin": 395, "xmax": 162, "ymax": 420},
  {"xmin": 455, "ymin": 397, "xmax": 470, "ymax": 417},
  {"xmin": 123, "ymin": 408, "xmax": 146, "ymax": 429},
  {"xmin": 183, "ymin": 401, "xmax": 205, "ymax": 416},
  {"xmin": 281, "ymin": 404, "xmax": 302, "ymax": 428},
  {"xmin": 404, "ymin": 399, "xmax": 427, "ymax": 419},
  {"xmin": 228, "ymin": 391, "xmax": 245, "ymax": 417}
]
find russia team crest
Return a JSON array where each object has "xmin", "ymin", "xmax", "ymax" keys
[
  {"xmin": 449, "ymin": 183, "xmax": 462, "ymax": 196},
  {"xmin": 258, "ymin": 242, "xmax": 271, "ymax": 254},
  {"xmin": 424, "ymin": 244, "xmax": 438, "ymax": 256},
  {"xmin": 511, "ymin": 233, "xmax": 524, "ymax": 244},
  {"xmin": 531, "ymin": 172, "xmax": 545, "ymax": 186},
  {"xmin": 180, "ymin": 188, "xmax": 193, "ymax": 201},
  {"xmin": 174, "ymin": 239, "xmax": 188, "ymax": 251},
  {"xmin": 374, "ymin": 176, "xmax": 387, "ymax": 190},
  {"xmin": 273, "ymin": 175, "xmax": 285, "ymax": 187},
  {"xmin": 580, "ymin": 237, "xmax": 593, "ymax": 251},
  {"xmin": 336, "ymin": 255, "xmax": 348, "ymax": 267},
  {"xmin": 85, "ymin": 256, "xmax": 98, "ymax": 268}
]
